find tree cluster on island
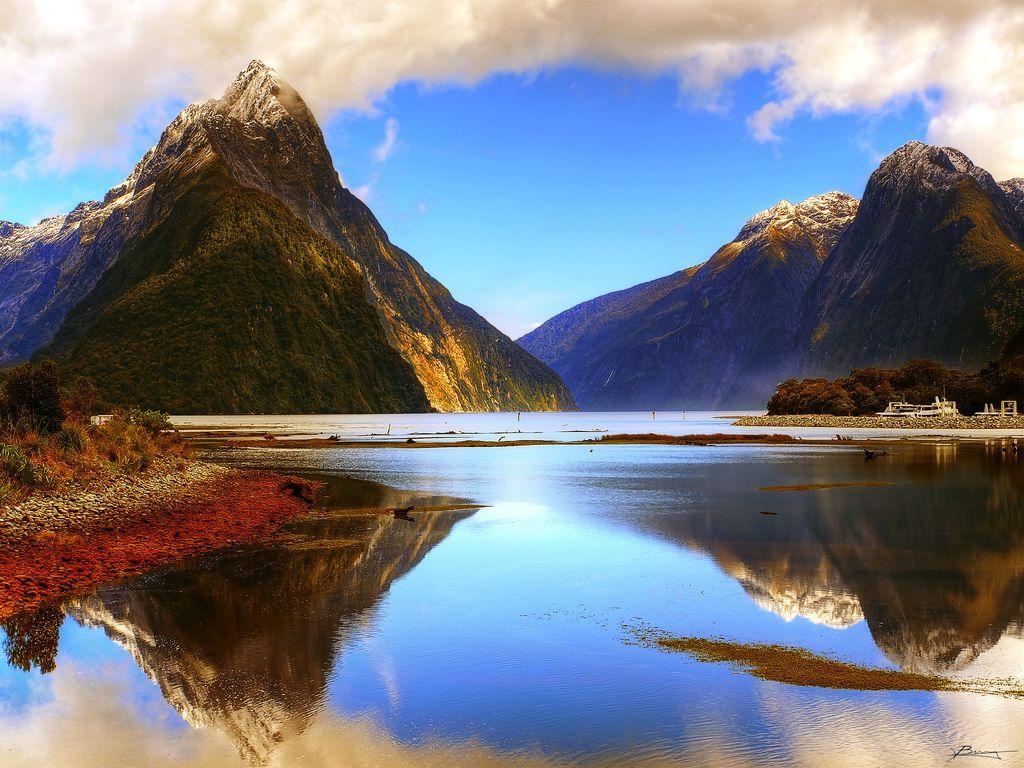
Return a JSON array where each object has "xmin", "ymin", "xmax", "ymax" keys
[{"xmin": 766, "ymin": 358, "xmax": 1024, "ymax": 416}]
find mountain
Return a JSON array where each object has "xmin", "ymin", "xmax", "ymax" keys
[
  {"xmin": 519, "ymin": 192, "xmax": 858, "ymax": 409},
  {"xmin": 0, "ymin": 61, "xmax": 573, "ymax": 413},
  {"xmin": 797, "ymin": 142, "xmax": 1024, "ymax": 375},
  {"xmin": 523, "ymin": 141, "xmax": 1024, "ymax": 410}
]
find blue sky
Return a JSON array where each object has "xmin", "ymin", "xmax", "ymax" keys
[{"xmin": 2, "ymin": 66, "xmax": 931, "ymax": 338}]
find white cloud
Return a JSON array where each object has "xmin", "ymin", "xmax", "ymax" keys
[
  {"xmin": 352, "ymin": 183, "xmax": 373, "ymax": 203},
  {"xmin": 1, "ymin": 0, "xmax": 1023, "ymax": 177},
  {"xmin": 372, "ymin": 117, "xmax": 400, "ymax": 162}
]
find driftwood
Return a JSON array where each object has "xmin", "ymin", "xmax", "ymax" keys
[
  {"xmin": 392, "ymin": 505, "xmax": 416, "ymax": 522},
  {"xmin": 278, "ymin": 479, "xmax": 317, "ymax": 504}
]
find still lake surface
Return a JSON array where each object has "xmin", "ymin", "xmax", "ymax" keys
[
  {"xmin": 4, "ymin": 413, "xmax": 1024, "ymax": 766},
  {"xmin": 170, "ymin": 410, "xmax": 1024, "ymax": 441}
]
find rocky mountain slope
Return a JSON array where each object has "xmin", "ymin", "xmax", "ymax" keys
[
  {"xmin": 797, "ymin": 142, "xmax": 1024, "ymax": 375},
  {"xmin": 523, "ymin": 141, "xmax": 1024, "ymax": 410},
  {"xmin": 0, "ymin": 61, "xmax": 573, "ymax": 413},
  {"xmin": 520, "ymin": 192, "xmax": 858, "ymax": 409}
]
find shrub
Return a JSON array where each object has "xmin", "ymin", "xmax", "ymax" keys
[
  {"xmin": 0, "ymin": 444, "xmax": 37, "ymax": 485},
  {"xmin": 1, "ymin": 605, "xmax": 63, "ymax": 674},
  {"xmin": 57, "ymin": 423, "xmax": 88, "ymax": 453},
  {"xmin": 0, "ymin": 443, "xmax": 53, "ymax": 489},
  {"xmin": 111, "ymin": 407, "xmax": 172, "ymax": 435},
  {"xmin": 61, "ymin": 377, "xmax": 99, "ymax": 425},
  {"xmin": 0, "ymin": 360, "xmax": 65, "ymax": 435}
]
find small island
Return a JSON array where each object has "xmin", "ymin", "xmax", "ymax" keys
[{"xmin": 738, "ymin": 358, "xmax": 1024, "ymax": 429}]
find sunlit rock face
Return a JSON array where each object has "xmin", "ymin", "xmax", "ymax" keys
[
  {"xmin": 662, "ymin": 509, "xmax": 865, "ymax": 630},
  {"xmin": 519, "ymin": 193, "xmax": 858, "ymax": 409},
  {"xmin": 0, "ymin": 60, "xmax": 573, "ymax": 413},
  {"xmin": 68, "ymin": 493, "xmax": 474, "ymax": 766},
  {"xmin": 733, "ymin": 564, "xmax": 863, "ymax": 630}
]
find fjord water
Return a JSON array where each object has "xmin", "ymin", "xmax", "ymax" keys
[
  {"xmin": 173, "ymin": 409, "xmax": 1024, "ymax": 441},
  {"xmin": 4, "ymin": 434, "xmax": 1024, "ymax": 766}
]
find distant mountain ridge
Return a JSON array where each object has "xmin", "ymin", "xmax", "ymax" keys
[
  {"xmin": 520, "ymin": 191, "xmax": 859, "ymax": 409},
  {"xmin": 521, "ymin": 142, "xmax": 1024, "ymax": 410},
  {"xmin": 0, "ymin": 61, "xmax": 574, "ymax": 414}
]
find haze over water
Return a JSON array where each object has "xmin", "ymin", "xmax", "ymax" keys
[{"xmin": 4, "ymin": 425, "xmax": 1024, "ymax": 766}]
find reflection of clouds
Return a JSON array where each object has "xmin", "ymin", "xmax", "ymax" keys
[
  {"xmin": 0, "ymin": 661, "xmax": 238, "ymax": 767},
  {"xmin": 7, "ymin": 657, "xmax": 1024, "ymax": 768},
  {"xmin": 758, "ymin": 688, "xmax": 938, "ymax": 768},
  {"xmin": 362, "ymin": 634, "xmax": 401, "ymax": 711},
  {"xmin": 0, "ymin": 660, "xmax": 564, "ymax": 768},
  {"xmin": 757, "ymin": 685, "xmax": 1024, "ymax": 768},
  {"xmin": 948, "ymin": 632, "xmax": 1024, "ymax": 683}
]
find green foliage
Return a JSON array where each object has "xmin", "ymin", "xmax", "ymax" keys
[
  {"xmin": 112, "ymin": 407, "xmax": 172, "ymax": 435},
  {"xmin": 0, "ymin": 444, "xmax": 35, "ymax": 484},
  {"xmin": 0, "ymin": 360, "xmax": 65, "ymax": 435},
  {"xmin": 0, "ymin": 361, "xmax": 189, "ymax": 499},
  {"xmin": 61, "ymin": 376, "xmax": 99, "ymax": 424},
  {"xmin": 44, "ymin": 165, "xmax": 431, "ymax": 414},
  {"xmin": 767, "ymin": 358, "xmax": 1024, "ymax": 416},
  {"xmin": 0, "ymin": 443, "xmax": 53, "ymax": 489},
  {"xmin": 56, "ymin": 423, "xmax": 87, "ymax": 453},
  {"xmin": 1, "ymin": 605, "xmax": 63, "ymax": 675}
]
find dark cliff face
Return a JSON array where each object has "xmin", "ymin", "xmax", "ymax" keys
[
  {"xmin": 0, "ymin": 204, "xmax": 144, "ymax": 367},
  {"xmin": 797, "ymin": 142, "xmax": 1024, "ymax": 376},
  {"xmin": 1, "ymin": 61, "xmax": 573, "ymax": 413},
  {"xmin": 520, "ymin": 193, "xmax": 858, "ymax": 409}
]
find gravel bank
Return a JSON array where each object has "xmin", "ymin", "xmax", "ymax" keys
[
  {"xmin": 734, "ymin": 414, "xmax": 1024, "ymax": 430},
  {"xmin": 0, "ymin": 459, "xmax": 231, "ymax": 544},
  {"xmin": 0, "ymin": 461, "xmax": 318, "ymax": 621}
]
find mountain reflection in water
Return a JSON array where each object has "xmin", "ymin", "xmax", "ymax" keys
[
  {"xmin": 6, "ymin": 440, "xmax": 1024, "ymax": 767},
  {"xmin": 62, "ymin": 476, "xmax": 475, "ymax": 765},
  {"xmin": 652, "ymin": 441, "xmax": 1024, "ymax": 674}
]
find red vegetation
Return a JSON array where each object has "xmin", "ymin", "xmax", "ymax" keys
[
  {"xmin": 598, "ymin": 433, "xmax": 798, "ymax": 445},
  {"xmin": 0, "ymin": 471, "xmax": 319, "ymax": 622}
]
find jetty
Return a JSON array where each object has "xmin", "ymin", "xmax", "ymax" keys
[{"xmin": 877, "ymin": 397, "xmax": 959, "ymax": 418}]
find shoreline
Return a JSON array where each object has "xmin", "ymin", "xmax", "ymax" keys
[
  {"xmin": 6, "ymin": 417, "xmax": 1021, "ymax": 625},
  {"xmin": 201, "ymin": 430, "xmax": 1023, "ymax": 450},
  {"xmin": 0, "ymin": 460, "xmax": 320, "ymax": 622},
  {"xmin": 210, "ymin": 433, "xmax": 807, "ymax": 449},
  {"xmin": 735, "ymin": 414, "xmax": 1024, "ymax": 430}
]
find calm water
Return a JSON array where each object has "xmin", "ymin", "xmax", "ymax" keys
[
  {"xmin": 3, "ymin": 439, "xmax": 1024, "ymax": 766},
  {"xmin": 170, "ymin": 410, "xmax": 1024, "ymax": 441}
]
